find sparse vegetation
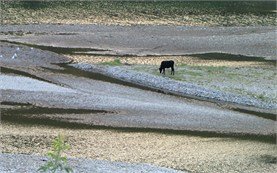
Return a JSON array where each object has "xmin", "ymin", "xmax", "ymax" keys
[
  {"xmin": 129, "ymin": 63, "xmax": 276, "ymax": 103},
  {"xmin": 38, "ymin": 134, "xmax": 73, "ymax": 173},
  {"xmin": 69, "ymin": 54, "xmax": 276, "ymax": 104},
  {"xmin": 260, "ymin": 155, "xmax": 277, "ymax": 164},
  {"xmin": 1, "ymin": 1, "xmax": 276, "ymax": 26},
  {"xmin": 101, "ymin": 59, "xmax": 122, "ymax": 66}
]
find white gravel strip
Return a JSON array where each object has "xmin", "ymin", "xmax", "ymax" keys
[
  {"xmin": 71, "ymin": 63, "xmax": 276, "ymax": 110},
  {"xmin": 0, "ymin": 154, "xmax": 184, "ymax": 173}
]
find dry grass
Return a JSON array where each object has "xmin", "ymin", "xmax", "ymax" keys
[
  {"xmin": 1, "ymin": 1, "xmax": 276, "ymax": 26},
  {"xmin": 68, "ymin": 55, "xmax": 273, "ymax": 67}
]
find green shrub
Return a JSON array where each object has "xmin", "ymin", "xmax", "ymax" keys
[{"xmin": 38, "ymin": 134, "xmax": 73, "ymax": 173}]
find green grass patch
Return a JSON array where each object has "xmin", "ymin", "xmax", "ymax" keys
[
  {"xmin": 130, "ymin": 63, "xmax": 276, "ymax": 103},
  {"xmin": 188, "ymin": 65, "xmax": 227, "ymax": 75},
  {"xmin": 101, "ymin": 59, "xmax": 122, "ymax": 66},
  {"xmin": 185, "ymin": 70, "xmax": 203, "ymax": 77}
]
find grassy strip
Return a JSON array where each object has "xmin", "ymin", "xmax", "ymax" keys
[
  {"xmin": 1, "ymin": 1, "xmax": 276, "ymax": 26},
  {"xmin": 101, "ymin": 59, "xmax": 122, "ymax": 66},
  {"xmin": 131, "ymin": 63, "xmax": 276, "ymax": 103}
]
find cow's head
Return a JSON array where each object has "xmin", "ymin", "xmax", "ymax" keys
[{"xmin": 159, "ymin": 67, "xmax": 162, "ymax": 73}]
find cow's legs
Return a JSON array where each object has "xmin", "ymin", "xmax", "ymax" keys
[{"xmin": 171, "ymin": 67, "xmax": 174, "ymax": 75}]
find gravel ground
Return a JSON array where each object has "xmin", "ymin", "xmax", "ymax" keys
[
  {"xmin": 3, "ymin": 77, "xmax": 274, "ymax": 135},
  {"xmin": 0, "ymin": 153, "xmax": 183, "ymax": 173},
  {"xmin": 70, "ymin": 55, "xmax": 276, "ymax": 104},
  {"xmin": 71, "ymin": 63, "xmax": 276, "ymax": 110},
  {"xmin": 0, "ymin": 41, "xmax": 70, "ymax": 69},
  {"xmin": 1, "ymin": 43, "xmax": 275, "ymax": 135},
  {"xmin": 1, "ymin": 29, "xmax": 276, "ymax": 173},
  {"xmin": 1, "ymin": 123, "xmax": 276, "ymax": 173},
  {"xmin": 0, "ymin": 74, "xmax": 76, "ymax": 93},
  {"xmin": 0, "ymin": 25, "xmax": 276, "ymax": 60}
]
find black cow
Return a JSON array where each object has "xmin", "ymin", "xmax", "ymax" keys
[{"xmin": 159, "ymin": 60, "xmax": 174, "ymax": 75}]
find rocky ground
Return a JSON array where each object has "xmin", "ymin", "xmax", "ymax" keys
[
  {"xmin": 0, "ymin": 41, "xmax": 276, "ymax": 173},
  {"xmin": 1, "ymin": 153, "xmax": 182, "ymax": 173},
  {"xmin": 1, "ymin": 123, "xmax": 276, "ymax": 173},
  {"xmin": 0, "ymin": 25, "xmax": 276, "ymax": 60},
  {"xmin": 0, "ymin": 5, "xmax": 276, "ymax": 171},
  {"xmin": 69, "ymin": 55, "xmax": 276, "ymax": 110},
  {"xmin": 1, "ymin": 42, "xmax": 275, "ymax": 134}
]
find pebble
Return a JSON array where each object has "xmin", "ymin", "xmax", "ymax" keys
[{"xmin": 11, "ymin": 53, "xmax": 17, "ymax": 59}]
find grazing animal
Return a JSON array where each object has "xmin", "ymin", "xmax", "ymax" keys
[{"xmin": 159, "ymin": 60, "xmax": 174, "ymax": 75}]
